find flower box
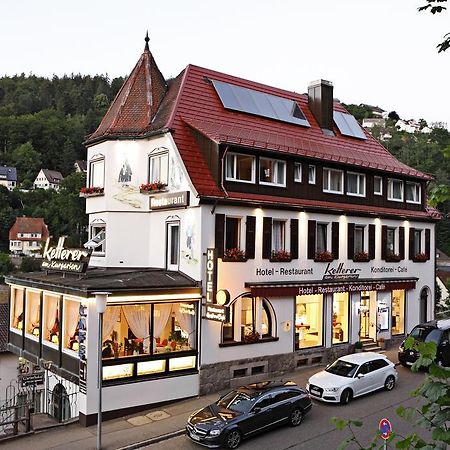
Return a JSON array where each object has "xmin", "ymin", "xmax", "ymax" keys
[
  {"xmin": 79, "ymin": 186, "xmax": 104, "ymax": 197},
  {"xmin": 243, "ymin": 331, "xmax": 260, "ymax": 343},
  {"xmin": 353, "ymin": 251, "xmax": 370, "ymax": 263},
  {"xmin": 139, "ymin": 182, "xmax": 168, "ymax": 194},
  {"xmin": 385, "ymin": 253, "xmax": 401, "ymax": 262},
  {"xmin": 270, "ymin": 250, "xmax": 292, "ymax": 262},
  {"xmin": 223, "ymin": 248, "xmax": 247, "ymax": 262},
  {"xmin": 413, "ymin": 253, "xmax": 429, "ymax": 262},
  {"xmin": 314, "ymin": 251, "xmax": 334, "ymax": 262}
]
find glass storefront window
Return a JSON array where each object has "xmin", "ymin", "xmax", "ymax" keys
[
  {"xmin": 169, "ymin": 356, "xmax": 196, "ymax": 371},
  {"xmin": 26, "ymin": 291, "xmax": 41, "ymax": 337},
  {"xmin": 64, "ymin": 299, "xmax": 81, "ymax": 351},
  {"xmin": 103, "ymin": 363, "xmax": 134, "ymax": 381},
  {"xmin": 295, "ymin": 294, "xmax": 323, "ymax": 349},
  {"xmin": 10, "ymin": 287, "xmax": 24, "ymax": 331},
  {"xmin": 332, "ymin": 292, "xmax": 349, "ymax": 344},
  {"xmin": 43, "ymin": 294, "xmax": 60, "ymax": 345},
  {"xmin": 137, "ymin": 360, "xmax": 165, "ymax": 376},
  {"xmin": 101, "ymin": 301, "xmax": 197, "ymax": 359},
  {"xmin": 391, "ymin": 290, "xmax": 405, "ymax": 335}
]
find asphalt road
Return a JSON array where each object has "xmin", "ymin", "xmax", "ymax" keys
[{"xmin": 145, "ymin": 365, "xmax": 429, "ymax": 450}]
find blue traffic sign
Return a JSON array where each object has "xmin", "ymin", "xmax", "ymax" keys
[{"xmin": 379, "ymin": 418, "xmax": 392, "ymax": 440}]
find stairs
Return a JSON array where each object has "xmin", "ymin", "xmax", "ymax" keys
[{"xmin": 360, "ymin": 337, "xmax": 383, "ymax": 353}]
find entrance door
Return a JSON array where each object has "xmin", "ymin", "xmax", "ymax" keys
[
  {"xmin": 420, "ymin": 287, "xmax": 428, "ymax": 323},
  {"xmin": 51, "ymin": 383, "xmax": 70, "ymax": 422},
  {"xmin": 359, "ymin": 294, "xmax": 370, "ymax": 339}
]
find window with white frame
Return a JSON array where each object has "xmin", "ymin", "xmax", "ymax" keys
[
  {"xmin": 316, "ymin": 223, "xmax": 328, "ymax": 253},
  {"xmin": 405, "ymin": 181, "xmax": 421, "ymax": 204},
  {"xmin": 149, "ymin": 150, "xmax": 169, "ymax": 184},
  {"xmin": 166, "ymin": 222, "xmax": 180, "ymax": 270},
  {"xmin": 225, "ymin": 217, "xmax": 241, "ymax": 253},
  {"xmin": 225, "ymin": 153, "xmax": 255, "ymax": 183},
  {"xmin": 354, "ymin": 226, "xmax": 365, "ymax": 253},
  {"xmin": 347, "ymin": 172, "xmax": 365, "ymax": 197},
  {"xmin": 413, "ymin": 229, "xmax": 422, "ymax": 256},
  {"xmin": 89, "ymin": 156, "xmax": 105, "ymax": 188},
  {"xmin": 272, "ymin": 220, "xmax": 286, "ymax": 252},
  {"xmin": 259, "ymin": 157, "xmax": 286, "ymax": 186},
  {"xmin": 308, "ymin": 165, "xmax": 316, "ymax": 184},
  {"xmin": 387, "ymin": 179, "xmax": 404, "ymax": 202},
  {"xmin": 85, "ymin": 223, "xmax": 106, "ymax": 255},
  {"xmin": 374, "ymin": 176, "xmax": 383, "ymax": 195},
  {"xmin": 294, "ymin": 163, "xmax": 302, "ymax": 182},
  {"xmin": 323, "ymin": 168, "xmax": 344, "ymax": 194},
  {"xmin": 386, "ymin": 227, "xmax": 396, "ymax": 255}
]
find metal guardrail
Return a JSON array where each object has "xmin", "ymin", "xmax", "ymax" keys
[{"xmin": 0, "ymin": 403, "xmax": 31, "ymax": 437}]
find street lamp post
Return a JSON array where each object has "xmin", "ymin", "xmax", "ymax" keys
[{"xmin": 94, "ymin": 292, "xmax": 110, "ymax": 450}]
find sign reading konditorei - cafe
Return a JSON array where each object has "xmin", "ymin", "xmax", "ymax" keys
[{"xmin": 40, "ymin": 237, "xmax": 91, "ymax": 273}]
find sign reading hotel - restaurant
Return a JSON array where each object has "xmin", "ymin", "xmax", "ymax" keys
[
  {"xmin": 40, "ymin": 237, "xmax": 91, "ymax": 273},
  {"xmin": 150, "ymin": 191, "xmax": 189, "ymax": 210}
]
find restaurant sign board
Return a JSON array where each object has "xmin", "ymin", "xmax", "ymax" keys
[
  {"xmin": 41, "ymin": 237, "xmax": 91, "ymax": 273},
  {"xmin": 203, "ymin": 304, "xmax": 226, "ymax": 322},
  {"xmin": 150, "ymin": 191, "xmax": 189, "ymax": 210}
]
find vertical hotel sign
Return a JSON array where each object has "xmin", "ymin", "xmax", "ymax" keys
[{"xmin": 204, "ymin": 248, "xmax": 226, "ymax": 321}]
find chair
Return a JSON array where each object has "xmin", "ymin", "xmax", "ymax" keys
[
  {"xmin": 161, "ymin": 339, "xmax": 168, "ymax": 347},
  {"xmin": 170, "ymin": 341, "xmax": 177, "ymax": 351}
]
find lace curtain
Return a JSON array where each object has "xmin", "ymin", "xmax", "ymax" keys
[
  {"xmin": 173, "ymin": 304, "xmax": 196, "ymax": 347},
  {"xmin": 13, "ymin": 290, "xmax": 24, "ymax": 327},
  {"xmin": 65, "ymin": 300, "xmax": 80, "ymax": 347},
  {"xmin": 153, "ymin": 304, "xmax": 172, "ymax": 344},
  {"xmin": 45, "ymin": 296, "xmax": 59, "ymax": 338},
  {"xmin": 102, "ymin": 306, "xmax": 120, "ymax": 342},
  {"xmin": 27, "ymin": 295, "xmax": 40, "ymax": 331},
  {"xmin": 122, "ymin": 305, "xmax": 151, "ymax": 352}
]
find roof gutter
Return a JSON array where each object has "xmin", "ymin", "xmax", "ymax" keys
[{"xmin": 220, "ymin": 145, "xmax": 230, "ymax": 198}]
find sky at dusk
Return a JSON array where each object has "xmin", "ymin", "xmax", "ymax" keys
[{"xmin": 2, "ymin": 0, "xmax": 449, "ymax": 128}]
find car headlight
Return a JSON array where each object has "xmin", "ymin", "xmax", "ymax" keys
[
  {"xmin": 209, "ymin": 429, "xmax": 222, "ymax": 436},
  {"xmin": 324, "ymin": 387, "xmax": 339, "ymax": 392}
]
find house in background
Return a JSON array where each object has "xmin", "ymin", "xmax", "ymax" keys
[
  {"xmin": 9, "ymin": 217, "xmax": 49, "ymax": 256},
  {"xmin": 33, "ymin": 169, "xmax": 63, "ymax": 190},
  {"xmin": 0, "ymin": 166, "xmax": 17, "ymax": 190},
  {"xmin": 74, "ymin": 160, "xmax": 87, "ymax": 173}
]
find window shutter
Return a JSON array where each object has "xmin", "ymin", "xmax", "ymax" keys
[
  {"xmin": 262, "ymin": 217, "xmax": 272, "ymax": 259},
  {"xmin": 369, "ymin": 224, "xmax": 376, "ymax": 260},
  {"xmin": 409, "ymin": 227, "xmax": 415, "ymax": 260},
  {"xmin": 425, "ymin": 228, "xmax": 430, "ymax": 259},
  {"xmin": 347, "ymin": 223, "xmax": 355, "ymax": 260},
  {"xmin": 290, "ymin": 218, "xmax": 299, "ymax": 259},
  {"xmin": 307, "ymin": 220, "xmax": 316, "ymax": 259},
  {"xmin": 399, "ymin": 226, "xmax": 405, "ymax": 260},
  {"xmin": 215, "ymin": 214, "xmax": 225, "ymax": 258},
  {"xmin": 245, "ymin": 216, "xmax": 256, "ymax": 259},
  {"xmin": 332, "ymin": 222, "xmax": 339, "ymax": 259},
  {"xmin": 381, "ymin": 225, "xmax": 387, "ymax": 260}
]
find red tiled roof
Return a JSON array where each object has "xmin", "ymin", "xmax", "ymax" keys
[{"xmin": 9, "ymin": 217, "xmax": 49, "ymax": 240}]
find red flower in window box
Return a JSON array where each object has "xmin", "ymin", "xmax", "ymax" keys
[
  {"xmin": 270, "ymin": 250, "xmax": 292, "ymax": 262},
  {"xmin": 139, "ymin": 181, "xmax": 168, "ymax": 193},
  {"xmin": 353, "ymin": 251, "xmax": 370, "ymax": 262},
  {"xmin": 223, "ymin": 248, "xmax": 246, "ymax": 261},
  {"xmin": 314, "ymin": 251, "xmax": 334, "ymax": 262},
  {"xmin": 243, "ymin": 331, "xmax": 260, "ymax": 343},
  {"xmin": 385, "ymin": 252, "xmax": 401, "ymax": 262},
  {"xmin": 79, "ymin": 186, "xmax": 104, "ymax": 197},
  {"xmin": 413, "ymin": 252, "xmax": 428, "ymax": 262}
]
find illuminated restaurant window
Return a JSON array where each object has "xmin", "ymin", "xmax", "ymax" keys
[
  {"xmin": 43, "ymin": 294, "xmax": 60, "ymax": 345},
  {"xmin": 295, "ymin": 294, "xmax": 323, "ymax": 349},
  {"xmin": 391, "ymin": 290, "xmax": 405, "ymax": 335},
  {"xmin": 101, "ymin": 302, "xmax": 197, "ymax": 359},
  {"xmin": 10, "ymin": 287, "xmax": 24, "ymax": 331},
  {"xmin": 64, "ymin": 299, "xmax": 81, "ymax": 352},
  {"xmin": 26, "ymin": 291, "xmax": 41, "ymax": 337},
  {"xmin": 332, "ymin": 292, "xmax": 349, "ymax": 344}
]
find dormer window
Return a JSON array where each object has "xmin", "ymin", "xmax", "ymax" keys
[
  {"xmin": 387, "ymin": 179, "xmax": 404, "ymax": 202},
  {"xmin": 259, "ymin": 157, "xmax": 286, "ymax": 187},
  {"xmin": 225, "ymin": 153, "xmax": 255, "ymax": 183},
  {"xmin": 149, "ymin": 149, "xmax": 169, "ymax": 184},
  {"xmin": 405, "ymin": 182, "xmax": 421, "ymax": 204}
]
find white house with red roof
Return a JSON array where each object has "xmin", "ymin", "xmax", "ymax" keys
[
  {"xmin": 5, "ymin": 36, "xmax": 440, "ymax": 425},
  {"xmin": 9, "ymin": 217, "xmax": 49, "ymax": 256}
]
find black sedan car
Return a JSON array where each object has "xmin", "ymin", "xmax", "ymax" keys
[{"xmin": 186, "ymin": 380, "xmax": 312, "ymax": 449}]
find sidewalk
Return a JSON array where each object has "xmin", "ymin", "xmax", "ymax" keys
[{"xmin": 0, "ymin": 347, "xmax": 399, "ymax": 450}]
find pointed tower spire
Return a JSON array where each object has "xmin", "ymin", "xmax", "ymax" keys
[{"xmin": 144, "ymin": 31, "xmax": 150, "ymax": 51}]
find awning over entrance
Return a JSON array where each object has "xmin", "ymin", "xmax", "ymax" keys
[{"xmin": 245, "ymin": 277, "xmax": 418, "ymax": 298}]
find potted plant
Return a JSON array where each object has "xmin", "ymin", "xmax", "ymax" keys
[
  {"xmin": 223, "ymin": 247, "xmax": 246, "ymax": 261},
  {"xmin": 270, "ymin": 250, "xmax": 291, "ymax": 262},
  {"xmin": 413, "ymin": 252, "xmax": 428, "ymax": 262},
  {"xmin": 139, "ymin": 181, "xmax": 168, "ymax": 194},
  {"xmin": 385, "ymin": 252, "xmax": 401, "ymax": 262},
  {"xmin": 353, "ymin": 251, "xmax": 370, "ymax": 262},
  {"xmin": 314, "ymin": 250, "xmax": 334, "ymax": 262},
  {"xmin": 354, "ymin": 341, "xmax": 364, "ymax": 353},
  {"xmin": 243, "ymin": 331, "xmax": 260, "ymax": 343},
  {"xmin": 79, "ymin": 186, "xmax": 104, "ymax": 197}
]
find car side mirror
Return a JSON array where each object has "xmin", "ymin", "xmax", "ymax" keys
[{"xmin": 357, "ymin": 373, "xmax": 365, "ymax": 378}]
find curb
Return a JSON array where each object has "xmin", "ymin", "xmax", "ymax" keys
[{"xmin": 117, "ymin": 429, "xmax": 186, "ymax": 450}]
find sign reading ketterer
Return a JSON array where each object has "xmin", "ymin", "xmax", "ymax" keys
[{"xmin": 41, "ymin": 237, "xmax": 91, "ymax": 273}]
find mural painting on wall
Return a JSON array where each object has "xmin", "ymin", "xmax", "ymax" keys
[
  {"xmin": 169, "ymin": 155, "xmax": 183, "ymax": 190},
  {"xmin": 113, "ymin": 158, "xmax": 142, "ymax": 209},
  {"xmin": 182, "ymin": 220, "xmax": 198, "ymax": 264}
]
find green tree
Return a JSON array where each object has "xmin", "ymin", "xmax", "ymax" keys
[
  {"xmin": 419, "ymin": 0, "xmax": 450, "ymax": 52},
  {"xmin": 10, "ymin": 141, "xmax": 41, "ymax": 183},
  {"xmin": 0, "ymin": 252, "xmax": 13, "ymax": 281}
]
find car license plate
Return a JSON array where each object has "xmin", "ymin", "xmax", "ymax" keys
[
  {"xmin": 190, "ymin": 432, "xmax": 200, "ymax": 441},
  {"xmin": 310, "ymin": 388, "xmax": 320, "ymax": 395}
]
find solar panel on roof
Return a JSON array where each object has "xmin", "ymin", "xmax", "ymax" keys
[
  {"xmin": 333, "ymin": 111, "xmax": 367, "ymax": 140},
  {"xmin": 212, "ymin": 79, "xmax": 310, "ymax": 127}
]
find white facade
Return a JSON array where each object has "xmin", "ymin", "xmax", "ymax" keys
[{"xmin": 33, "ymin": 169, "xmax": 61, "ymax": 190}]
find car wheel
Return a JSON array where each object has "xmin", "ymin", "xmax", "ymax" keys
[
  {"xmin": 340, "ymin": 389, "xmax": 352, "ymax": 405},
  {"xmin": 288, "ymin": 407, "xmax": 303, "ymax": 427},
  {"xmin": 384, "ymin": 375, "xmax": 395, "ymax": 391},
  {"xmin": 224, "ymin": 429, "xmax": 242, "ymax": 449}
]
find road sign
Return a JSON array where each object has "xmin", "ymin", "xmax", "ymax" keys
[{"xmin": 379, "ymin": 418, "xmax": 392, "ymax": 440}]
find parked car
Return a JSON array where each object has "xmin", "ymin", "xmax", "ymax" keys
[
  {"xmin": 186, "ymin": 380, "xmax": 312, "ymax": 449},
  {"xmin": 398, "ymin": 319, "xmax": 450, "ymax": 367},
  {"xmin": 306, "ymin": 352, "xmax": 398, "ymax": 404}
]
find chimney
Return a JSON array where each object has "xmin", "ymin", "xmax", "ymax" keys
[{"xmin": 308, "ymin": 80, "xmax": 334, "ymax": 132}]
